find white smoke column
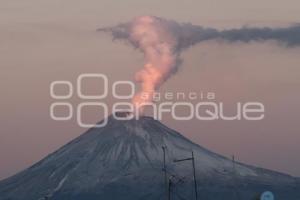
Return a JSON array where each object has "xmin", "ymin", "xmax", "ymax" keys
[
  {"xmin": 129, "ymin": 16, "xmax": 178, "ymax": 113},
  {"xmin": 99, "ymin": 15, "xmax": 300, "ymax": 114}
]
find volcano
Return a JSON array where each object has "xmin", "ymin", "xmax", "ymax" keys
[{"xmin": 0, "ymin": 115, "xmax": 299, "ymax": 200}]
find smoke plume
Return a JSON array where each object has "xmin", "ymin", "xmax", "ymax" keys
[{"xmin": 98, "ymin": 15, "xmax": 300, "ymax": 112}]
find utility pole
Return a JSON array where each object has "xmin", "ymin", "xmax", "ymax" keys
[
  {"xmin": 174, "ymin": 151, "xmax": 198, "ymax": 200},
  {"xmin": 232, "ymin": 155, "xmax": 236, "ymax": 176},
  {"xmin": 162, "ymin": 146, "xmax": 168, "ymax": 200},
  {"xmin": 232, "ymin": 154, "xmax": 240, "ymax": 200},
  {"xmin": 192, "ymin": 151, "xmax": 198, "ymax": 200},
  {"xmin": 168, "ymin": 178, "xmax": 172, "ymax": 200}
]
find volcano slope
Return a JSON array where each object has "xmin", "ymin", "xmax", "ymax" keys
[{"xmin": 0, "ymin": 115, "xmax": 299, "ymax": 200}]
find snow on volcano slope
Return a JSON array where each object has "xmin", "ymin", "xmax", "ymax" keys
[{"xmin": 0, "ymin": 115, "xmax": 299, "ymax": 200}]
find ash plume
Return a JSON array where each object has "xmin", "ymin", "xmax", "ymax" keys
[{"xmin": 98, "ymin": 15, "xmax": 300, "ymax": 112}]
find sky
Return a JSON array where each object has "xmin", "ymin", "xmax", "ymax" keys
[{"xmin": 0, "ymin": 0, "xmax": 300, "ymax": 180}]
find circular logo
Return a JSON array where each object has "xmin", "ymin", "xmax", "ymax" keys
[{"xmin": 260, "ymin": 191, "xmax": 274, "ymax": 200}]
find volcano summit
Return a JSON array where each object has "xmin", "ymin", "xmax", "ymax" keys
[{"xmin": 0, "ymin": 115, "xmax": 299, "ymax": 200}]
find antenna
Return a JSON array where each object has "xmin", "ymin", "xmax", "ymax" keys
[
  {"xmin": 168, "ymin": 178, "xmax": 172, "ymax": 200},
  {"xmin": 174, "ymin": 151, "xmax": 198, "ymax": 200},
  {"xmin": 232, "ymin": 154, "xmax": 240, "ymax": 200},
  {"xmin": 162, "ymin": 146, "xmax": 168, "ymax": 200},
  {"xmin": 232, "ymin": 155, "xmax": 235, "ymax": 170},
  {"xmin": 192, "ymin": 151, "xmax": 198, "ymax": 200}
]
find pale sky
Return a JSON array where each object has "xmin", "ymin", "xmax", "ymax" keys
[{"xmin": 0, "ymin": 0, "xmax": 300, "ymax": 180}]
